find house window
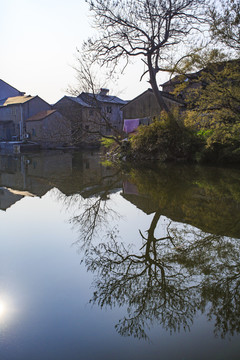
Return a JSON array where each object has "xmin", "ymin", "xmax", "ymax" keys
[
  {"xmin": 107, "ymin": 106, "xmax": 112, "ymax": 113},
  {"xmin": 89, "ymin": 109, "xmax": 94, "ymax": 116},
  {"xmin": 32, "ymin": 128, "xmax": 36, "ymax": 136}
]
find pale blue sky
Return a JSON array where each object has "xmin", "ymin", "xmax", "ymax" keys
[{"xmin": 0, "ymin": 0, "xmax": 167, "ymax": 104}]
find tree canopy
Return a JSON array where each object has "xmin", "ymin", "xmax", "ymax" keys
[
  {"xmin": 171, "ymin": 51, "xmax": 240, "ymax": 150},
  {"xmin": 209, "ymin": 0, "xmax": 240, "ymax": 52}
]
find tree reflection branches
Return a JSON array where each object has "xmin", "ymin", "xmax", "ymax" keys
[
  {"xmin": 55, "ymin": 169, "xmax": 123, "ymax": 251},
  {"xmin": 70, "ymin": 191, "xmax": 120, "ymax": 250},
  {"xmin": 84, "ymin": 212, "xmax": 240, "ymax": 340},
  {"xmin": 165, "ymin": 225, "xmax": 240, "ymax": 339},
  {"xmin": 85, "ymin": 213, "xmax": 203, "ymax": 339},
  {"xmin": 203, "ymin": 270, "xmax": 240, "ymax": 339},
  {"xmin": 201, "ymin": 251, "xmax": 240, "ymax": 339},
  {"xmin": 56, "ymin": 163, "xmax": 240, "ymax": 340}
]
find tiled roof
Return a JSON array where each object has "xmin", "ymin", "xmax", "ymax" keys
[
  {"xmin": 161, "ymin": 73, "xmax": 201, "ymax": 87},
  {"xmin": 0, "ymin": 95, "xmax": 36, "ymax": 107},
  {"xmin": 121, "ymin": 88, "xmax": 185, "ymax": 108},
  {"xmin": 67, "ymin": 96, "xmax": 91, "ymax": 107},
  {"xmin": 26, "ymin": 110, "xmax": 56, "ymax": 122},
  {"xmin": 159, "ymin": 90, "xmax": 185, "ymax": 105},
  {"xmin": 79, "ymin": 92, "xmax": 128, "ymax": 105},
  {"xmin": 161, "ymin": 59, "xmax": 240, "ymax": 87}
]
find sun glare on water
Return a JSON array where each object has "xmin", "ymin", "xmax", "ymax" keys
[
  {"xmin": 0, "ymin": 296, "xmax": 18, "ymax": 328},
  {"xmin": 0, "ymin": 301, "xmax": 6, "ymax": 317}
]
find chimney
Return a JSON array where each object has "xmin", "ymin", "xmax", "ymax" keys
[{"xmin": 99, "ymin": 88, "xmax": 109, "ymax": 96}]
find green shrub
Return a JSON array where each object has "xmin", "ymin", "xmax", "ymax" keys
[
  {"xmin": 129, "ymin": 110, "xmax": 197, "ymax": 161},
  {"xmin": 100, "ymin": 137, "xmax": 116, "ymax": 148}
]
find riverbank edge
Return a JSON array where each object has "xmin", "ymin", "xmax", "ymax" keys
[{"xmin": 103, "ymin": 139, "xmax": 240, "ymax": 166}]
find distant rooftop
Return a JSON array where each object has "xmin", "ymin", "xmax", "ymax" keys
[
  {"xmin": 121, "ymin": 88, "xmax": 185, "ymax": 109},
  {"xmin": 26, "ymin": 110, "xmax": 56, "ymax": 122},
  {"xmin": 0, "ymin": 95, "xmax": 35, "ymax": 107},
  {"xmin": 161, "ymin": 58, "xmax": 240, "ymax": 87},
  {"xmin": 79, "ymin": 92, "xmax": 128, "ymax": 106},
  {"xmin": 67, "ymin": 96, "xmax": 92, "ymax": 108}
]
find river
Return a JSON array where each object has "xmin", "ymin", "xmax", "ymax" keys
[{"xmin": 0, "ymin": 150, "xmax": 240, "ymax": 360}]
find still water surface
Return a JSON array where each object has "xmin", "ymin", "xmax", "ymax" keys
[{"xmin": 0, "ymin": 150, "xmax": 240, "ymax": 360}]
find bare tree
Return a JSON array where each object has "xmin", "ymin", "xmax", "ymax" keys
[
  {"xmin": 84, "ymin": 214, "xmax": 200, "ymax": 339},
  {"xmin": 83, "ymin": 0, "xmax": 207, "ymax": 118},
  {"xmin": 83, "ymin": 211, "xmax": 240, "ymax": 339}
]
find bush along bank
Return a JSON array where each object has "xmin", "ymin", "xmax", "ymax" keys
[
  {"xmin": 116, "ymin": 111, "xmax": 200, "ymax": 163},
  {"xmin": 103, "ymin": 112, "xmax": 240, "ymax": 165}
]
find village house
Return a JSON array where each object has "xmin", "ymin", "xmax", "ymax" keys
[
  {"xmin": 55, "ymin": 89, "xmax": 127, "ymax": 145},
  {"xmin": 161, "ymin": 58, "xmax": 240, "ymax": 103},
  {"xmin": 79, "ymin": 88, "xmax": 127, "ymax": 132},
  {"xmin": 122, "ymin": 59, "xmax": 239, "ymax": 135},
  {"xmin": 54, "ymin": 95, "xmax": 96, "ymax": 146},
  {"xmin": 0, "ymin": 80, "xmax": 128, "ymax": 148},
  {"xmin": 0, "ymin": 93, "xmax": 52, "ymax": 141},
  {"xmin": 121, "ymin": 88, "xmax": 185, "ymax": 133},
  {"xmin": 26, "ymin": 110, "xmax": 72, "ymax": 149},
  {"xmin": 161, "ymin": 73, "xmax": 203, "ymax": 99}
]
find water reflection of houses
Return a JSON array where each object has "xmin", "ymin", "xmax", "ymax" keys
[
  {"xmin": 122, "ymin": 181, "xmax": 157, "ymax": 214},
  {"xmin": 0, "ymin": 187, "xmax": 24, "ymax": 211},
  {"xmin": 0, "ymin": 151, "xmax": 121, "ymax": 211}
]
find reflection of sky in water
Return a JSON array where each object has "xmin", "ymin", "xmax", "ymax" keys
[
  {"xmin": 0, "ymin": 190, "xmax": 132, "ymax": 359},
  {"xmin": 0, "ymin": 185, "xmax": 240, "ymax": 360},
  {"xmin": 0, "ymin": 296, "xmax": 13, "ymax": 324}
]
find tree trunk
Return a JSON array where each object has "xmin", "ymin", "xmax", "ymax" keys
[{"xmin": 148, "ymin": 54, "xmax": 177, "ymax": 124}]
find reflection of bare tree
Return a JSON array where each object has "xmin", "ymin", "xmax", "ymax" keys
[
  {"xmin": 54, "ymin": 170, "xmax": 122, "ymax": 250},
  {"xmin": 171, "ymin": 228, "xmax": 240, "ymax": 339},
  {"xmin": 53, "ymin": 163, "xmax": 240, "ymax": 340},
  {"xmin": 203, "ymin": 272, "xmax": 240, "ymax": 339},
  {"xmin": 201, "ymin": 254, "xmax": 240, "ymax": 339},
  {"xmin": 84, "ymin": 213, "xmax": 203, "ymax": 339},
  {"xmin": 70, "ymin": 189, "xmax": 121, "ymax": 249},
  {"xmin": 83, "ymin": 213, "xmax": 240, "ymax": 340}
]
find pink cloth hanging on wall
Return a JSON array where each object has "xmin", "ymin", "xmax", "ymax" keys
[{"xmin": 123, "ymin": 119, "xmax": 140, "ymax": 133}]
